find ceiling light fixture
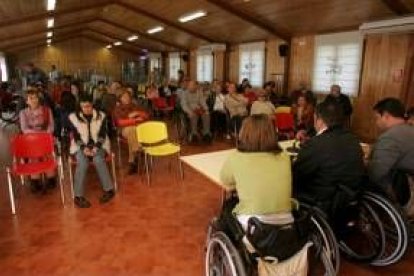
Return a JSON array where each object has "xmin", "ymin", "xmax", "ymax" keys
[
  {"xmin": 47, "ymin": 0, "xmax": 56, "ymax": 11},
  {"xmin": 179, "ymin": 10, "xmax": 207, "ymax": 23},
  {"xmin": 127, "ymin": 35, "xmax": 139, "ymax": 41},
  {"xmin": 147, "ymin": 26, "xmax": 164, "ymax": 34},
  {"xmin": 113, "ymin": 41, "xmax": 122, "ymax": 46},
  {"xmin": 47, "ymin": 31, "xmax": 53, "ymax": 38},
  {"xmin": 106, "ymin": 45, "xmax": 112, "ymax": 49},
  {"xmin": 47, "ymin": 18, "xmax": 54, "ymax": 28}
]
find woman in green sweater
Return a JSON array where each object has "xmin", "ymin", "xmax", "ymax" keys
[{"xmin": 220, "ymin": 114, "xmax": 292, "ymax": 230}]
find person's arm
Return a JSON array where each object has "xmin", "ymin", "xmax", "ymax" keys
[
  {"xmin": 69, "ymin": 114, "xmax": 86, "ymax": 151},
  {"xmin": 199, "ymin": 92, "xmax": 209, "ymax": 112},
  {"xmin": 368, "ymin": 136, "xmax": 401, "ymax": 188},
  {"xmin": 46, "ymin": 108, "xmax": 54, "ymax": 134},
  {"xmin": 19, "ymin": 110, "xmax": 33, "ymax": 133},
  {"xmin": 219, "ymin": 156, "xmax": 236, "ymax": 191},
  {"xmin": 343, "ymin": 95, "xmax": 353, "ymax": 116},
  {"xmin": 180, "ymin": 92, "xmax": 192, "ymax": 115},
  {"xmin": 95, "ymin": 114, "xmax": 108, "ymax": 149}
]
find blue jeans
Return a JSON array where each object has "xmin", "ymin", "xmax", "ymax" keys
[{"xmin": 74, "ymin": 149, "xmax": 114, "ymax": 197}]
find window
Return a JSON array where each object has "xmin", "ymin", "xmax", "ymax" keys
[
  {"xmin": 239, "ymin": 42, "xmax": 265, "ymax": 87},
  {"xmin": 312, "ymin": 31, "xmax": 362, "ymax": 96},
  {"xmin": 168, "ymin": 52, "xmax": 181, "ymax": 80},
  {"xmin": 0, "ymin": 53, "xmax": 8, "ymax": 82},
  {"xmin": 196, "ymin": 50, "xmax": 213, "ymax": 82},
  {"xmin": 149, "ymin": 52, "xmax": 161, "ymax": 72}
]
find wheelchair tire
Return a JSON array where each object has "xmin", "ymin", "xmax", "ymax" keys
[
  {"xmin": 363, "ymin": 192, "xmax": 410, "ymax": 266},
  {"xmin": 205, "ymin": 231, "xmax": 247, "ymax": 276},
  {"xmin": 338, "ymin": 200, "xmax": 386, "ymax": 262}
]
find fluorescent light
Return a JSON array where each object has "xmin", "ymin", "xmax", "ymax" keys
[
  {"xmin": 106, "ymin": 45, "xmax": 112, "ymax": 49},
  {"xmin": 113, "ymin": 41, "xmax": 122, "ymax": 46},
  {"xmin": 147, "ymin": 26, "xmax": 164, "ymax": 34},
  {"xmin": 47, "ymin": 18, "xmax": 54, "ymax": 28},
  {"xmin": 127, "ymin": 35, "xmax": 138, "ymax": 41},
  {"xmin": 47, "ymin": 39, "xmax": 52, "ymax": 44},
  {"xmin": 47, "ymin": 0, "xmax": 56, "ymax": 11},
  {"xmin": 47, "ymin": 31, "xmax": 53, "ymax": 38},
  {"xmin": 179, "ymin": 10, "xmax": 207, "ymax": 23}
]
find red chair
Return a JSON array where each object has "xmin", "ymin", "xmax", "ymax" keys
[
  {"xmin": 274, "ymin": 113, "xmax": 295, "ymax": 140},
  {"xmin": 6, "ymin": 133, "xmax": 64, "ymax": 214}
]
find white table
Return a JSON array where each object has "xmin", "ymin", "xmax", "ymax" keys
[{"xmin": 180, "ymin": 140, "xmax": 296, "ymax": 186}]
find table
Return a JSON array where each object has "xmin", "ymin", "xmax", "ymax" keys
[{"xmin": 180, "ymin": 140, "xmax": 295, "ymax": 186}]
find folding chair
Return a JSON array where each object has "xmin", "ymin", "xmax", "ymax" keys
[
  {"xmin": 6, "ymin": 133, "xmax": 64, "ymax": 214},
  {"xmin": 274, "ymin": 112, "xmax": 295, "ymax": 140}
]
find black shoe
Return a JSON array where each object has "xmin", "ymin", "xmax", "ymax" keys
[
  {"xmin": 128, "ymin": 162, "xmax": 138, "ymax": 175},
  {"xmin": 100, "ymin": 190, "xmax": 115, "ymax": 204},
  {"xmin": 74, "ymin": 197, "xmax": 91, "ymax": 208},
  {"xmin": 46, "ymin": 177, "xmax": 57, "ymax": 189},
  {"xmin": 30, "ymin": 179, "xmax": 42, "ymax": 193}
]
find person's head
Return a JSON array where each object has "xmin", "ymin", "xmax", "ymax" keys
[
  {"xmin": 79, "ymin": 95, "xmax": 94, "ymax": 115},
  {"xmin": 314, "ymin": 101, "xmax": 345, "ymax": 132},
  {"xmin": 187, "ymin": 80, "xmax": 197, "ymax": 93},
  {"xmin": 257, "ymin": 89, "xmax": 267, "ymax": 101},
  {"xmin": 373, "ymin": 98, "xmax": 406, "ymax": 131},
  {"xmin": 70, "ymin": 83, "xmax": 79, "ymax": 95},
  {"xmin": 119, "ymin": 89, "xmax": 132, "ymax": 105},
  {"xmin": 407, "ymin": 107, "xmax": 414, "ymax": 126},
  {"xmin": 22, "ymin": 62, "xmax": 34, "ymax": 73},
  {"xmin": 263, "ymin": 82, "xmax": 272, "ymax": 93},
  {"xmin": 26, "ymin": 88, "xmax": 40, "ymax": 109},
  {"xmin": 297, "ymin": 95, "xmax": 307, "ymax": 108},
  {"xmin": 238, "ymin": 114, "xmax": 282, "ymax": 153},
  {"xmin": 110, "ymin": 81, "xmax": 122, "ymax": 93},
  {"xmin": 97, "ymin": 80, "xmax": 105, "ymax": 88},
  {"xmin": 35, "ymin": 81, "xmax": 45, "ymax": 92},
  {"xmin": 228, "ymin": 82, "xmax": 237, "ymax": 94},
  {"xmin": 241, "ymin": 78, "xmax": 249, "ymax": 86},
  {"xmin": 330, "ymin": 84, "xmax": 341, "ymax": 97}
]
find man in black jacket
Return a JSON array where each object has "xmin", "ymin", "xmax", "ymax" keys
[
  {"xmin": 324, "ymin": 84, "xmax": 353, "ymax": 126},
  {"xmin": 293, "ymin": 101, "xmax": 365, "ymax": 215}
]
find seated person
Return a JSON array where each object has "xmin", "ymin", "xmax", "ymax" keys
[
  {"xmin": 293, "ymin": 101, "xmax": 365, "ymax": 216},
  {"xmin": 368, "ymin": 98, "xmax": 414, "ymax": 200},
  {"xmin": 220, "ymin": 115, "xmax": 292, "ymax": 230},
  {"xmin": 250, "ymin": 89, "xmax": 276, "ymax": 116},
  {"xmin": 323, "ymin": 84, "xmax": 353, "ymax": 125},
  {"xmin": 113, "ymin": 89, "xmax": 149, "ymax": 174},
  {"xmin": 19, "ymin": 88, "xmax": 57, "ymax": 192},
  {"xmin": 292, "ymin": 94, "xmax": 314, "ymax": 132},
  {"xmin": 68, "ymin": 95, "xmax": 115, "ymax": 208},
  {"xmin": 209, "ymin": 82, "xmax": 228, "ymax": 138},
  {"xmin": 407, "ymin": 107, "xmax": 414, "ymax": 126},
  {"xmin": 180, "ymin": 80, "xmax": 212, "ymax": 142},
  {"xmin": 225, "ymin": 83, "xmax": 248, "ymax": 134}
]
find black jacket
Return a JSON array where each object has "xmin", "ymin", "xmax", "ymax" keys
[
  {"xmin": 293, "ymin": 126, "xmax": 365, "ymax": 205},
  {"xmin": 324, "ymin": 93, "xmax": 353, "ymax": 117}
]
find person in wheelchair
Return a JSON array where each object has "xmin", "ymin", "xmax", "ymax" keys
[
  {"xmin": 180, "ymin": 80, "xmax": 212, "ymax": 143},
  {"xmin": 293, "ymin": 101, "xmax": 365, "ymax": 222}
]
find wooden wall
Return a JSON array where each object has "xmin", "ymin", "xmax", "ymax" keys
[
  {"xmin": 288, "ymin": 36, "xmax": 315, "ymax": 92},
  {"xmin": 10, "ymin": 37, "xmax": 139, "ymax": 81}
]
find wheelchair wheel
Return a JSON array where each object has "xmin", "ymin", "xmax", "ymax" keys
[
  {"xmin": 205, "ymin": 231, "xmax": 247, "ymax": 276},
  {"xmin": 362, "ymin": 192, "xmax": 410, "ymax": 266},
  {"xmin": 337, "ymin": 200, "xmax": 385, "ymax": 262},
  {"xmin": 301, "ymin": 204, "xmax": 340, "ymax": 275}
]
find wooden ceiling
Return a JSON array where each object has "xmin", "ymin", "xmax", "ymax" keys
[{"xmin": 0, "ymin": 0, "xmax": 413, "ymax": 54}]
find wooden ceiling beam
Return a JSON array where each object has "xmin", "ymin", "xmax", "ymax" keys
[
  {"xmin": 205, "ymin": 0, "xmax": 290, "ymax": 41},
  {"xmin": 98, "ymin": 18, "xmax": 187, "ymax": 51},
  {"xmin": 381, "ymin": 0, "xmax": 411, "ymax": 15},
  {"xmin": 81, "ymin": 34, "xmax": 143, "ymax": 56},
  {"xmin": 116, "ymin": 0, "xmax": 217, "ymax": 42},
  {"xmin": 0, "ymin": 1, "xmax": 114, "ymax": 29}
]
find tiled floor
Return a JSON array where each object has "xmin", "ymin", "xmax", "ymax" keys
[{"xmin": 0, "ymin": 128, "xmax": 413, "ymax": 275}]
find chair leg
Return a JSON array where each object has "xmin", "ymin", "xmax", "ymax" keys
[
  {"xmin": 117, "ymin": 136, "xmax": 122, "ymax": 167},
  {"xmin": 58, "ymin": 159, "xmax": 65, "ymax": 206},
  {"xmin": 144, "ymin": 153, "xmax": 150, "ymax": 186},
  {"xmin": 6, "ymin": 167, "xmax": 16, "ymax": 215},
  {"xmin": 68, "ymin": 160, "xmax": 74, "ymax": 199},
  {"xmin": 111, "ymin": 153, "xmax": 118, "ymax": 192},
  {"xmin": 178, "ymin": 153, "xmax": 184, "ymax": 181}
]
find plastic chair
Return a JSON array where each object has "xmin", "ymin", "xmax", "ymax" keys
[
  {"xmin": 136, "ymin": 121, "xmax": 183, "ymax": 186},
  {"xmin": 274, "ymin": 113, "xmax": 295, "ymax": 140},
  {"xmin": 6, "ymin": 133, "xmax": 64, "ymax": 214},
  {"xmin": 275, "ymin": 106, "xmax": 292, "ymax": 114}
]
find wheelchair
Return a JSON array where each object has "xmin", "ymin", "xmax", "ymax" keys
[{"xmin": 205, "ymin": 202, "xmax": 339, "ymax": 276}]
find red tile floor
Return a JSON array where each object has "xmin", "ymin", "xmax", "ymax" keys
[{"xmin": 0, "ymin": 128, "xmax": 413, "ymax": 275}]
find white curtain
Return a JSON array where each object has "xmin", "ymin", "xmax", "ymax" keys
[
  {"xmin": 312, "ymin": 31, "xmax": 362, "ymax": 96},
  {"xmin": 197, "ymin": 50, "xmax": 213, "ymax": 82},
  {"xmin": 168, "ymin": 52, "xmax": 181, "ymax": 80},
  {"xmin": 0, "ymin": 53, "xmax": 8, "ymax": 82},
  {"xmin": 239, "ymin": 41, "xmax": 265, "ymax": 87}
]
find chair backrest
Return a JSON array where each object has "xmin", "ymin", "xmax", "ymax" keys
[
  {"xmin": 152, "ymin": 97, "xmax": 168, "ymax": 109},
  {"xmin": 136, "ymin": 121, "xmax": 168, "ymax": 144},
  {"xmin": 10, "ymin": 133, "xmax": 55, "ymax": 159},
  {"xmin": 275, "ymin": 106, "xmax": 292, "ymax": 114},
  {"xmin": 275, "ymin": 113, "xmax": 295, "ymax": 131}
]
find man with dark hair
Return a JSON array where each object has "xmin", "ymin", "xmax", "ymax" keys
[
  {"xmin": 293, "ymin": 101, "xmax": 365, "ymax": 215},
  {"xmin": 368, "ymin": 98, "xmax": 414, "ymax": 193},
  {"xmin": 323, "ymin": 84, "xmax": 353, "ymax": 125}
]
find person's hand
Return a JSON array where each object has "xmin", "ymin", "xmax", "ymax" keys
[
  {"xmin": 128, "ymin": 111, "xmax": 139, "ymax": 118},
  {"xmin": 295, "ymin": 130, "xmax": 307, "ymax": 142}
]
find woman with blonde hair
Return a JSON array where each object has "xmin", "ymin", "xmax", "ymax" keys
[{"xmin": 220, "ymin": 114, "xmax": 292, "ymax": 229}]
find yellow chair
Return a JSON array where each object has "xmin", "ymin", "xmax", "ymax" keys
[
  {"xmin": 136, "ymin": 121, "xmax": 183, "ymax": 186},
  {"xmin": 275, "ymin": 106, "xmax": 292, "ymax": 114}
]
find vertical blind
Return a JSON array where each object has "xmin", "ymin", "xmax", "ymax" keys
[
  {"xmin": 239, "ymin": 41, "xmax": 265, "ymax": 87},
  {"xmin": 197, "ymin": 50, "xmax": 213, "ymax": 82},
  {"xmin": 0, "ymin": 53, "xmax": 7, "ymax": 82},
  {"xmin": 312, "ymin": 31, "xmax": 362, "ymax": 96},
  {"xmin": 168, "ymin": 52, "xmax": 181, "ymax": 80}
]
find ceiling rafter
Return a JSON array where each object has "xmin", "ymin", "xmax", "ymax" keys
[
  {"xmin": 116, "ymin": 0, "xmax": 218, "ymax": 43},
  {"xmin": 82, "ymin": 34, "xmax": 147, "ymax": 55},
  {"xmin": 0, "ymin": 0, "xmax": 114, "ymax": 29},
  {"xmin": 98, "ymin": 18, "xmax": 186, "ymax": 51},
  {"xmin": 381, "ymin": 0, "xmax": 412, "ymax": 15},
  {"xmin": 205, "ymin": 0, "xmax": 290, "ymax": 41}
]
